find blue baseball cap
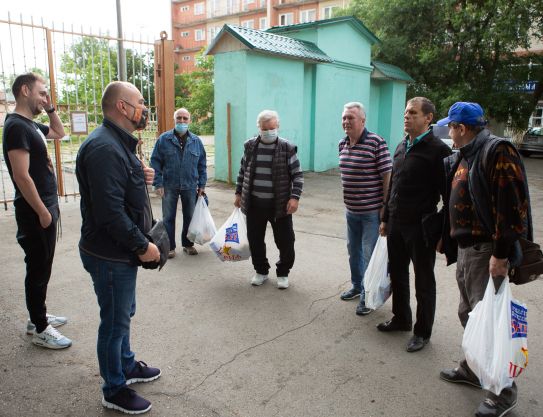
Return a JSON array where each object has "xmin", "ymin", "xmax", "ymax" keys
[{"xmin": 436, "ymin": 102, "xmax": 487, "ymax": 126}]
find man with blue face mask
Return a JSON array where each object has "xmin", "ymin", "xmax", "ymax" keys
[
  {"xmin": 234, "ymin": 110, "xmax": 304, "ymax": 289},
  {"xmin": 151, "ymin": 108, "xmax": 207, "ymax": 257}
]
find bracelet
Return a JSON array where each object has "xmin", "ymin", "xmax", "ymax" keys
[{"xmin": 45, "ymin": 107, "xmax": 55, "ymax": 114}]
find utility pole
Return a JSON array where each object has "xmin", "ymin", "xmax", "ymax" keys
[{"xmin": 116, "ymin": 0, "xmax": 127, "ymax": 81}]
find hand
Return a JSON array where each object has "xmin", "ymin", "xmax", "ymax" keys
[
  {"xmin": 44, "ymin": 93, "xmax": 54, "ymax": 113},
  {"xmin": 156, "ymin": 187, "xmax": 164, "ymax": 198},
  {"xmin": 39, "ymin": 210, "xmax": 52, "ymax": 229},
  {"xmin": 140, "ymin": 160, "xmax": 154, "ymax": 185},
  {"xmin": 286, "ymin": 198, "xmax": 299, "ymax": 214},
  {"xmin": 489, "ymin": 255, "xmax": 508, "ymax": 278},
  {"xmin": 234, "ymin": 194, "xmax": 241, "ymax": 208},
  {"xmin": 138, "ymin": 242, "xmax": 161, "ymax": 263},
  {"xmin": 379, "ymin": 222, "xmax": 387, "ymax": 236},
  {"xmin": 197, "ymin": 187, "xmax": 205, "ymax": 196}
]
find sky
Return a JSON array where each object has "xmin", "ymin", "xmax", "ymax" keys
[{"xmin": 2, "ymin": 0, "xmax": 172, "ymax": 40}]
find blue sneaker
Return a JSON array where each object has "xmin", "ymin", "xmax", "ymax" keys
[
  {"xmin": 32, "ymin": 325, "xmax": 72, "ymax": 349},
  {"xmin": 125, "ymin": 361, "xmax": 161, "ymax": 385},
  {"xmin": 102, "ymin": 387, "xmax": 151, "ymax": 415},
  {"xmin": 27, "ymin": 313, "xmax": 68, "ymax": 335}
]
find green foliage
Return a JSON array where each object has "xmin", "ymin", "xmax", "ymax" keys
[
  {"xmin": 174, "ymin": 50, "xmax": 214, "ymax": 135},
  {"xmin": 58, "ymin": 37, "xmax": 154, "ymax": 125},
  {"xmin": 341, "ymin": 0, "xmax": 543, "ymax": 129}
]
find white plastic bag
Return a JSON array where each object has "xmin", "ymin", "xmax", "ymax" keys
[
  {"xmin": 363, "ymin": 236, "xmax": 391, "ymax": 310},
  {"xmin": 209, "ymin": 208, "xmax": 251, "ymax": 262},
  {"xmin": 187, "ymin": 196, "xmax": 217, "ymax": 245},
  {"xmin": 462, "ymin": 277, "xmax": 528, "ymax": 395}
]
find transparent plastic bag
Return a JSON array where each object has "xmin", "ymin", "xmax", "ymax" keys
[
  {"xmin": 363, "ymin": 236, "xmax": 391, "ymax": 310},
  {"xmin": 209, "ymin": 208, "xmax": 251, "ymax": 262},
  {"xmin": 462, "ymin": 276, "xmax": 528, "ymax": 395},
  {"xmin": 187, "ymin": 195, "xmax": 217, "ymax": 245}
]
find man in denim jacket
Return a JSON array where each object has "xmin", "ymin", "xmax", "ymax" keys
[{"xmin": 150, "ymin": 108, "xmax": 207, "ymax": 257}]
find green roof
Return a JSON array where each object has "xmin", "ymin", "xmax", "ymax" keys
[
  {"xmin": 372, "ymin": 61, "xmax": 414, "ymax": 82},
  {"xmin": 205, "ymin": 25, "xmax": 333, "ymax": 63},
  {"xmin": 267, "ymin": 16, "xmax": 380, "ymax": 45}
]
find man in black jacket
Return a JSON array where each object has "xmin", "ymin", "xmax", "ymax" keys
[
  {"xmin": 378, "ymin": 97, "xmax": 451, "ymax": 352},
  {"xmin": 76, "ymin": 81, "xmax": 161, "ymax": 415}
]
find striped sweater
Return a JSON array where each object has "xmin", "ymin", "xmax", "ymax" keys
[{"xmin": 339, "ymin": 129, "xmax": 392, "ymax": 213}]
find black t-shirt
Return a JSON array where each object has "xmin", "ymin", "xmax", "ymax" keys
[{"xmin": 2, "ymin": 113, "xmax": 57, "ymax": 209}]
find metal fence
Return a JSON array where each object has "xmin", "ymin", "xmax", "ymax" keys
[{"xmin": 0, "ymin": 13, "xmax": 163, "ymax": 209}]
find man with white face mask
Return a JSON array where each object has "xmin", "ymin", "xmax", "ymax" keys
[
  {"xmin": 151, "ymin": 108, "xmax": 207, "ymax": 258},
  {"xmin": 234, "ymin": 110, "xmax": 304, "ymax": 289}
]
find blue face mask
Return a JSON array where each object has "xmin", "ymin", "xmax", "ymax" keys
[{"xmin": 175, "ymin": 123, "xmax": 189, "ymax": 135}]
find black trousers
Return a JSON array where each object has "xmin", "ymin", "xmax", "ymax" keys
[
  {"xmin": 246, "ymin": 204, "xmax": 295, "ymax": 277},
  {"xmin": 387, "ymin": 219, "xmax": 436, "ymax": 339},
  {"xmin": 16, "ymin": 206, "xmax": 57, "ymax": 334}
]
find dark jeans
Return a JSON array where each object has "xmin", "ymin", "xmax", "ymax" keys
[
  {"xmin": 387, "ymin": 219, "xmax": 436, "ymax": 339},
  {"xmin": 80, "ymin": 251, "xmax": 137, "ymax": 398},
  {"xmin": 246, "ymin": 204, "xmax": 295, "ymax": 277},
  {"xmin": 16, "ymin": 206, "xmax": 58, "ymax": 334},
  {"xmin": 162, "ymin": 188, "xmax": 197, "ymax": 249}
]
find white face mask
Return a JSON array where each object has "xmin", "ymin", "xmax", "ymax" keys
[{"xmin": 260, "ymin": 129, "xmax": 278, "ymax": 144}]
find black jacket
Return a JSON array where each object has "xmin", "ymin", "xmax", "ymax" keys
[
  {"xmin": 383, "ymin": 131, "xmax": 451, "ymax": 224},
  {"xmin": 76, "ymin": 119, "xmax": 151, "ymax": 265}
]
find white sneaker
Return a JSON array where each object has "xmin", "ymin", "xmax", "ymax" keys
[
  {"xmin": 32, "ymin": 325, "xmax": 72, "ymax": 349},
  {"xmin": 277, "ymin": 276, "xmax": 289, "ymax": 289},
  {"xmin": 27, "ymin": 313, "xmax": 68, "ymax": 335},
  {"xmin": 251, "ymin": 273, "xmax": 268, "ymax": 286}
]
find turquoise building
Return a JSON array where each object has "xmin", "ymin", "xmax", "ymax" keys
[{"xmin": 205, "ymin": 16, "xmax": 413, "ymax": 182}]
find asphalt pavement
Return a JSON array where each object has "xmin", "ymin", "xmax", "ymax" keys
[{"xmin": 1, "ymin": 160, "xmax": 543, "ymax": 417}]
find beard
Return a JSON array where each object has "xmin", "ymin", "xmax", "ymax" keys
[{"xmin": 31, "ymin": 103, "xmax": 43, "ymax": 116}]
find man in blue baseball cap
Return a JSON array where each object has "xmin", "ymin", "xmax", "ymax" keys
[{"xmin": 437, "ymin": 102, "xmax": 532, "ymax": 417}]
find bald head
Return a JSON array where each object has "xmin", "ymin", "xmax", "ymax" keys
[{"xmin": 101, "ymin": 81, "xmax": 140, "ymax": 115}]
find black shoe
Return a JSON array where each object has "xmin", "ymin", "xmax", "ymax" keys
[
  {"xmin": 406, "ymin": 335, "xmax": 429, "ymax": 352},
  {"xmin": 475, "ymin": 398, "xmax": 518, "ymax": 417},
  {"xmin": 376, "ymin": 319, "xmax": 412, "ymax": 332},
  {"xmin": 102, "ymin": 387, "xmax": 151, "ymax": 414},
  {"xmin": 440, "ymin": 367, "xmax": 481, "ymax": 388},
  {"xmin": 340, "ymin": 288, "xmax": 361, "ymax": 300},
  {"xmin": 125, "ymin": 361, "xmax": 161, "ymax": 385},
  {"xmin": 355, "ymin": 302, "xmax": 372, "ymax": 316}
]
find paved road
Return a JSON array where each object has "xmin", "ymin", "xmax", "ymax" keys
[{"xmin": 0, "ymin": 158, "xmax": 542, "ymax": 417}]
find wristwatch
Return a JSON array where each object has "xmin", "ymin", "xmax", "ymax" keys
[{"xmin": 45, "ymin": 106, "xmax": 55, "ymax": 114}]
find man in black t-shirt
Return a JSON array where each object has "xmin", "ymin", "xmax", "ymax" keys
[{"xmin": 2, "ymin": 72, "xmax": 71, "ymax": 349}]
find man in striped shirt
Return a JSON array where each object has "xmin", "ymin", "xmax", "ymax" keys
[
  {"xmin": 338, "ymin": 102, "xmax": 392, "ymax": 316},
  {"xmin": 234, "ymin": 110, "xmax": 304, "ymax": 289}
]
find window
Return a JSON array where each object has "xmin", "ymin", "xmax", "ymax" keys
[
  {"xmin": 209, "ymin": 26, "xmax": 221, "ymax": 39},
  {"xmin": 181, "ymin": 31, "xmax": 189, "ymax": 38},
  {"xmin": 195, "ymin": 29, "xmax": 205, "ymax": 41},
  {"xmin": 530, "ymin": 106, "xmax": 543, "ymax": 127},
  {"xmin": 279, "ymin": 13, "xmax": 293, "ymax": 26},
  {"xmin": 322, "ymin": 6, "xmax": 339, "ymax": 19},
  {"xmin": 194, "ymin": 2, "xmax": 204, "ymax": 15},
  {"xmin": 259, "ymin": 17, "xmax": 268, "ymax": 30},
  {"xmin": 180, "ymin": 6, "xmax": 189, "ymax": 12},
  {"xmin": 259, "ymin": 0, "xmax": 266, "ymax": 7},
  {"xmin": 299, "ymin": 9, "xmax": 316, "ymax": 23},
  {"xmin": 182, "ymin": 56, "xmax": 191, "ymax": 61},
  {"xmin": 241, "ymin": 19, "xmax": 254, "ymax": 29}
]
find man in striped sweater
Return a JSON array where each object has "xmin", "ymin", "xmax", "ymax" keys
[
  {"xmin": 338, "ymin": 102, "xmax": 392, "ymax": 316},
  {"xmin": 234, "ymin": 110, "xmax": 304, "ymax": 289}
]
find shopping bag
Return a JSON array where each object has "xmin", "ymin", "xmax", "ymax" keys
[
  {"xmin": 209, "ymin": 208, "xmax": 251, "ymax": 262},
  {"xmin": 363, "ymin": 236, "xmax": 391, "ymax": 310},
  {"xmin": 187, "ymin": 195, "xmax": 217, "ymax": 245},
  {"xmin": 462, "ymin": 277, "xmax": 528, "ymax": 395}
]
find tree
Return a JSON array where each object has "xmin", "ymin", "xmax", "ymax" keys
[
  {"xmin": 341, "ymin": 0, "xmax": 543, "ymax": 129},
  {"xmin": 58, "ymin": 37, "xmax": 154, "ymax": 125},
  {"xmin": 174, "ymin": 50, "xmax": 214, "ymax": 134}
]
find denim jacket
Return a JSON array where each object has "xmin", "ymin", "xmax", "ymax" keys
[{"xmin": 150, "ymin": 129, "xmax": 207, "ymax": 190}]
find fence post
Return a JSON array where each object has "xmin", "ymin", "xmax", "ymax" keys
[
  {"xmin": 154, "ymin": 31, "xmax": 175, "ymax": 136},
  {"xmin": 45, "ymin": 28, "xmax": 64, "ymax": 197}
]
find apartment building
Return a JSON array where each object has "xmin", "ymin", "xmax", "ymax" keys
[{"xmin": 171, "ymin": 0, "xmax": 350, "ymax": 72}]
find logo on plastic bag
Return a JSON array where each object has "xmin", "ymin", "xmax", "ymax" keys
[
  {"xmin": 511, "ymin": 302, "xmax": 527, "ymax": 338},
  {"xmin": 220, "ymin": 245, "xmax": 242, "ymax": 261},
  {"xmin": 225, "ymin": 223, "xmax": 239, "ymax": 244}
]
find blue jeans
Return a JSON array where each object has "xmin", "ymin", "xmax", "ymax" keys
[
  {"xmin": 346, "ymin": 210, "xmax": 380, "ymax": 293},
  {"xmin": 162, "ymin": 188, "xmax": 197, "ymax": 249},
  {"xmin": 80, "ymin": 251, "xmax": 137, "ymax": 398}
]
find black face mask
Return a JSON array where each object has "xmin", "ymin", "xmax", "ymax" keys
[{"xmin": 123, "ymin": 100, "xmax": 149, "ymax": 130}]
